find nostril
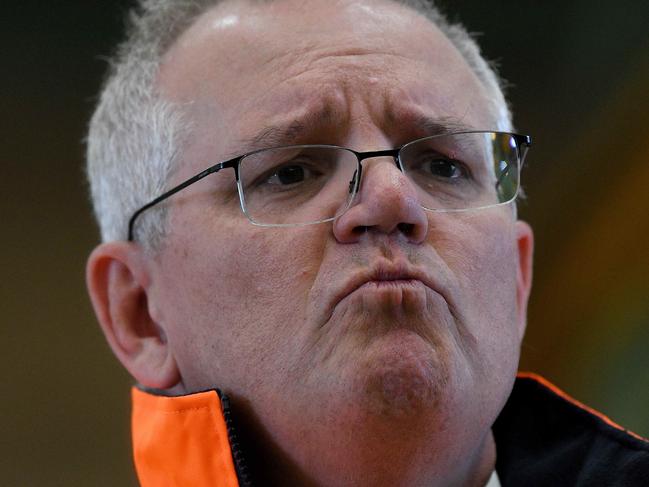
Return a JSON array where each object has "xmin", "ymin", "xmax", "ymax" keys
[
  {"xmin": 397, "ymin": 222, "xmax": 414, "ymax": 236},
  {"xmin": 351, "ymin": 223, "xmax": 415, "ymax": 236}
]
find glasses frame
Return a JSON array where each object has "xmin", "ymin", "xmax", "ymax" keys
[{"xmin": 127, "ymin": 131, "xmax": 532, "ymax": 241}]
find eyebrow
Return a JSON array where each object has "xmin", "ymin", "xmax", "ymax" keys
[
  {"xmin": 238, "ymin": 120, "xmax": 310, "ymax": 151},
  {"xmin": 413, "ymin": 115, "xmax": 475, "ymax": 137},
  {"xmin": 235, "ymin": 104, "xmax": 339, "ymax": 153}
]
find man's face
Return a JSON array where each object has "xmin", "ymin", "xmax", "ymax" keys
[{"xmin": 149, "ymin": 0, "xmax": 532, "ymax": 478}]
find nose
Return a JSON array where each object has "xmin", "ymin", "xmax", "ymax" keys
[{"xmin": 333, "ymin": 158, "xmax": 429, "ymax": 243}]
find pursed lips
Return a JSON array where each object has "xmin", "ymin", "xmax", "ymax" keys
[
  {"xmin": 331, "ymin": 262, "xmax": 442, "ymax": 310},
  {"xmin": 356, "ymin": 278, "xmax": 423, "ymax": 290}
]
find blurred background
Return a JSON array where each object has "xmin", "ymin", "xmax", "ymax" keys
[{"xmin": 2, "ymin": 1, "xmax": 648, "ymax": 485}]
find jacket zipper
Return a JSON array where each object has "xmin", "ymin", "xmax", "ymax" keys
[{"xmin": 219, "ymin": 390, "xmax": 254, "ymax": 487}]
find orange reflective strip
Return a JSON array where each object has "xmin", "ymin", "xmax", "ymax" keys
[
  {"xmin": 517, "ymin": 371, "xmax": 649, "ymax": 443},
  {"xmin": 131, "ymin": 387, "xmax": 240, "ymax": 487}
]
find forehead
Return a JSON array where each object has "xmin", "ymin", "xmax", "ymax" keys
[{"xmin": 159, "ymin": 0, "xmax": 494, "ymax": 156}]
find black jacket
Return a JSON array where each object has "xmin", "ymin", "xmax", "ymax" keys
[{"xmin": 494, "ymin": 373, "xmax": 649, "ymax": 486}]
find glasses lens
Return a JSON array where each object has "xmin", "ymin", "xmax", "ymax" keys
[
  {"xmin": 238, "ymin": 145, "xmax": 359, "ymax": 225},
  {"xmin": 399, "ymin": 132, "xmax": 521, "ymax": 211}
]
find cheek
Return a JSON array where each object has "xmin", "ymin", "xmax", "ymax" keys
[
  {"xmin": 436, "ymin": 211, "xmax": 521, "ymax": 367},
  {"xmin": 440, "ymin": 211, "xmax": 518, "ymax": 303},
  {"xmin": 155, "ymin": 219, "xmax": 329, "ymax": 391}
]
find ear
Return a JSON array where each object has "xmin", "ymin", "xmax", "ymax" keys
[
  {"xmin": 514, "ymin": 220, "xmax": 534, "ymax": 341},
  {"xmin": 86, "ymin": 241, "xmax": 180, "ymax": 389}
]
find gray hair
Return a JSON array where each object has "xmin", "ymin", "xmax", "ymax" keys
[{"xmin": 86, "ymin": 0, "xmax": 512, "ymax": 246}]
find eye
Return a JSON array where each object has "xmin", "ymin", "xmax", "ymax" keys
[
  {"xmin": 427, "ymin": 158, "xmax": 466, "ymax": 179},
  {"xmin": 266, "ymin": 164, "xmax": 313, "ymax": 186}
]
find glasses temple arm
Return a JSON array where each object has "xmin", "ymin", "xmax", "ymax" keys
[{"xmin": 127, "ymin": 162, "xmax": 231, "ymax": 241}]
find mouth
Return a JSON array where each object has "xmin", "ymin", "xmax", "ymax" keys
[
  {"xmin": 333, "ymin": 262, "xmax": 440, "ymax": 309},
  {"xmin": 358, "ymin": 278, "xmax": 422, "ymax": 289}
]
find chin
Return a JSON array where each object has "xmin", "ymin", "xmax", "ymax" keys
[
  {"xmin": 353, "ymin": 328, "xmax": 452, "ymax": 421},
  {"xmin": 313, "ymin": 288, "xmax": 468, "ymax": 424}
]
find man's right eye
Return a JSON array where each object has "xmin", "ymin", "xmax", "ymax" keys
[{"xmin": 268, "ymin": 164, "xmax": 307, "ymax": 185}]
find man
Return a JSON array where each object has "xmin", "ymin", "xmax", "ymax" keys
[{"xmin": 85, "ymin": 0, "xmax": 649, "ymax": 485}]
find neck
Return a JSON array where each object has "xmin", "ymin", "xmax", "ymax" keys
[{"xmin": 233, "ymin": 402, "xmax": 497, "ymax": 487}]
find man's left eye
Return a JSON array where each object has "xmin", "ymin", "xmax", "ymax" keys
[{"xmin": 427, "ymin": 159, "xmax": 465, "ymax": 179}]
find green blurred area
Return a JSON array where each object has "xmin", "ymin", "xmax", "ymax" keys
[{"xmin": 2, "ymin": 1, "xmax": 648, "ymax": 485}]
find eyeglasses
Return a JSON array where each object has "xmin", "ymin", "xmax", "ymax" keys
[{"xmin": 127, "ymin": 131, "xmax": 531, "ymax": 241}]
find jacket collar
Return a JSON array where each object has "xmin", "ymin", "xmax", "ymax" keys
[{"xmin": 131, "ymin": 387, "xmax": 243, "ymax": 487}]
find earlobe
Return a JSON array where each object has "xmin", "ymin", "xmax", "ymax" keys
[
  {"xmin": 86, "ymin": 242, "xmax": 180, "ymax": 389},
  {"xmin": 514, "ymin": 221, "xmax": 534, "ymax": 341}
]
